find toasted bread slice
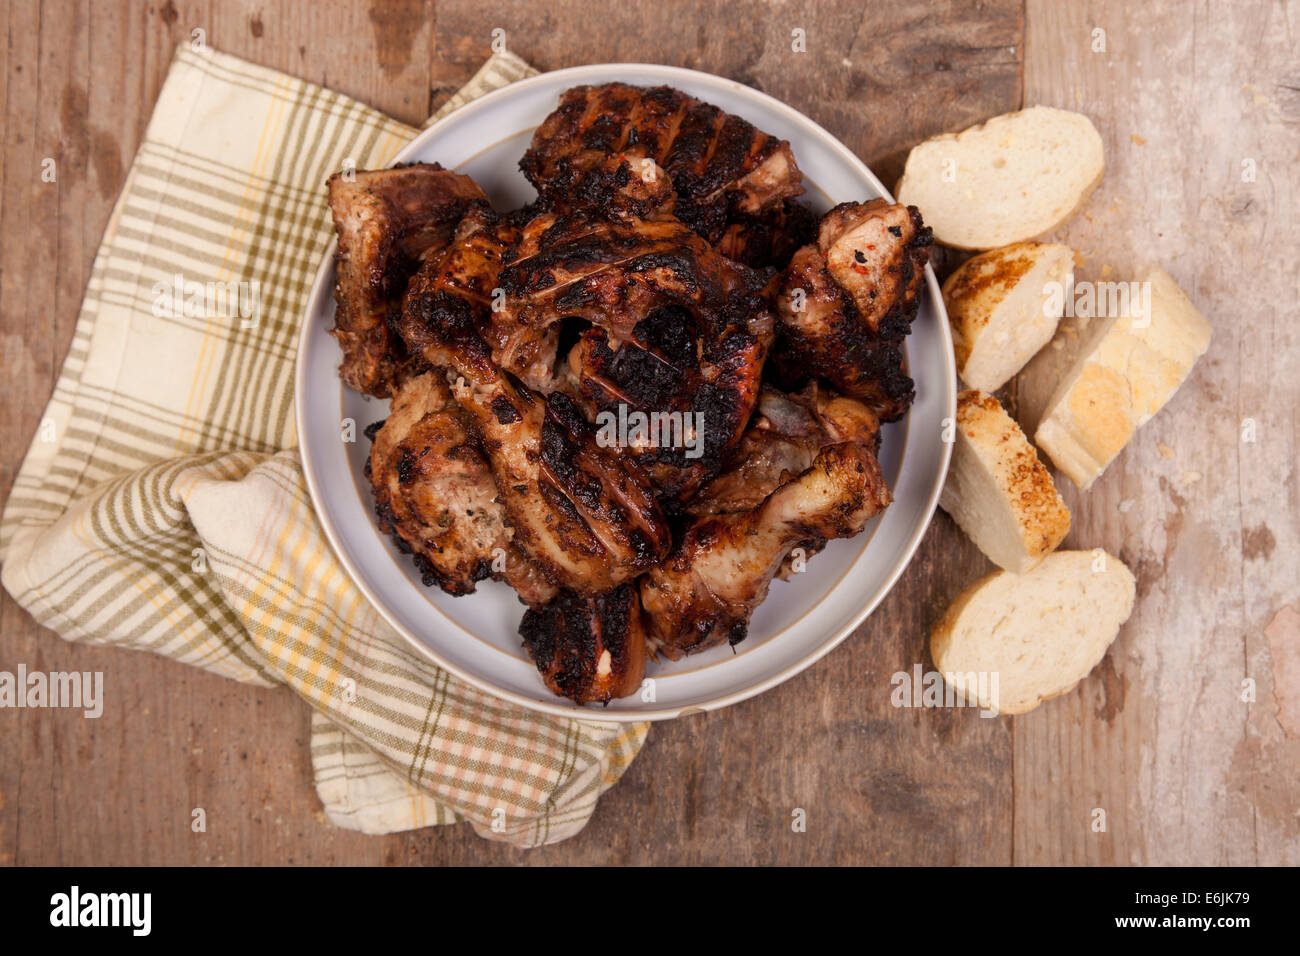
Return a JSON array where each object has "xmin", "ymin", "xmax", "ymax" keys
[
  {"xmin": 943, "ymin": 242, "xmax": 1075, "ymax": 392},
  {"xmin": 1034, "ymin": 266, "xmax": 1212, "ymax": 489},
  {"xmin": 940, "ymin": 390, "xmax": 1070, "ymax": 573},
  {"xmin": 896, "ymin": 106, "xmax": 1104, "ymax": 250},
  {"xmin": 930, "ymin": 550, "xmax": 1136, "ymax": 715}
]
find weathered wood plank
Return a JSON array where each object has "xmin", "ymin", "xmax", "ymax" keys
[
  {"xmin": 0, "ymin": 0, "xmax": 392, "ymax": 867},
  {"xmin": 1016, "ymin": 0, "xmax": 1299, "ymax": 865}
]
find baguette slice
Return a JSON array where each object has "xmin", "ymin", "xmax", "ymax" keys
[
  {"xmin": 940, "ymin": 390, "xmax": 1070, "ymax": 573},
  {"xmin": 1035, "ymin": 266, "xmax": 1212, "ymax": 489},
  {"xmin": 930, "ymin": 550, "xmax": 1136, "ymax": 715},
  {"xmin": 944, "ymin": 242, "xmax": 1075, "ymax": 392},
  {"xmin": 896, "ymin": 106, "xmax": 1104, "ymax": 250}
]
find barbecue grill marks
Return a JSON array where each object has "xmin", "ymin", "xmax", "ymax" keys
[
  {"xmin": 365, "ymin": 371, "xmax": 556, "ymax": 605},
  {"xmin": 771, "ymin": 245, "xmax": 917, "ymax": 421},
  {"xmin": 327, "ymin": 162, "xmax": 488, "ymax": 397},
  {"xmin": 392, "ymin": 287, "xmax": 671, "ymax": 597},
  {"xmin": 520, "ymin": 82, "xmax": 804, "ymax": 244},
  {"xmin": 494, "ymin": 183, "xmax": 776, "ymax": 500},
  {"xmin": 716, "ymin": 197, "xmax": 818, "ymax": 270},
  {"xmin": 527, "ymin": 150, "xmax": 678, "ymax": 223},
  {"xmin": 400, "ymin": 206, "xmax": 566, "ymax": 393},
  {"xmin": 519, "ymin": 583, "xmax": 649, "ymax": 704}
]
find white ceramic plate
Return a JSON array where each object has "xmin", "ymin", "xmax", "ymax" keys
[{"xmin": 296, "ymin": 63, "xmax": 955, "ymax": 721}]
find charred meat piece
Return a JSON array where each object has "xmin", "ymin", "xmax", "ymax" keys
[
  {"xmin": 715, "ymin": 198, "xmax": 817, "ymax": 270},
  {"xmin": 688, "ymin": 383, "xmax": 881, "ymax": 516},
  {"xmin": 367, "ymin": 372, "xmax": 555, "ymax": 604},
  {"xmin": 399, "ymin": 207, "xmax": 563, "ymax": 391},
  {"xmin": 564, "ymin": 304, "xmax": 771, "ymax": 502},
  {"xmin": 520, "ymin": 83, "xmax": 803, "ymax": 243},
  {"xmin": 519, "ymin": 584, "xmax": 649, "ymax": 704},
  {"xmin": 328, "ymin": 162, "xmax": 488, "ymax": 397},
  {"xmin": 818, "ymin": 200, "xmax": 930, "ymax": 332},
  {"xmin": 498, "ymin": 202, "xmax": 774, "ymax": 498},
  {"xmin": 394, "ymin": 292, "xmax": 671, "ymax": 594},
  {"xmin": 640, "ymin": 442, "xmax": 891, "ymax": 659},
  {"xmin": 530, "ymin": 151, "xmax": 679, "ymax": 222},
  {"xmin": 500, "ymin": 201, "xmax": 764, "ymax": 344},
  {"xmin": 771, "ymin": 200, "xmax": 932, "ymax": 421}
]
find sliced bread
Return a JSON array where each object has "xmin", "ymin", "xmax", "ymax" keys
[
  {"xmin": 1034, "ymin": 266, "xmax": 1212, "ymax": 489},
  {"xmin": 896, "ymin": 106, "xmax": 1104, "ymax": 250},
  {"xmin": 943, "ymin": 242, "xmax": 1075, "ymax": 392},
  {"xmin": 930, "ymin": 550, "xmax": 1136, "ymax": 715},
  {"xmin": 940, "ymin": 390, "xmax": 1070, "ymax": 573}
]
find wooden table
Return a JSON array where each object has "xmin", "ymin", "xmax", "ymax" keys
[{"xmin": 2, "ymin": 0, "xmax": 1295, "ymax": 865}]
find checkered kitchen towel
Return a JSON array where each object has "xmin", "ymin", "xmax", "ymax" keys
[{"xmin": 0, "ymin": 44, "xmax": 648, "ymax": 847}]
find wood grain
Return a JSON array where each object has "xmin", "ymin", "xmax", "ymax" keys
[
  {"xmin": 0, "ymin": 0, "xmax": 1293, "ymax": 866},
  {"xmin": 1015, "ymin": 0, "xmax": 1300, "ymax": 866}
]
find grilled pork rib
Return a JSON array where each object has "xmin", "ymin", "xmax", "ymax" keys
[
  {"xmin": 520, "ymin": 83, "xmax": 804, "ymax": 244},
  {"xmin": 772, "ymin": 200, "xmax": 932, "ymax": 421},
  {"xmin": 328, "ymin": 163, "xmax": 488, "ymax": 397}
]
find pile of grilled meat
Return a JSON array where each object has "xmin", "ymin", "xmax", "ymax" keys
[{"xmin": 326, "ymin": 83, "xmax": 932, "ymax": 705}]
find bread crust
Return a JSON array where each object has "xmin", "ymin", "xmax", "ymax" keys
[
  {"xmin": 1035, "ymin": 266, "xmax": 1212, "ymax": 489},
  {"xmin": 942, "ymin": 242, "xmax": 1075, "ymax": 391},
  {"xmin": 896, "ymin": 106, "xmax": 1104, "ymax": 250},
  {"xmin": 940, "ymin": 390, "xmax": 1070, "ymax": 572}
]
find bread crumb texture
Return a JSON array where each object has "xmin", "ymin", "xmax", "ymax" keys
[{"xmin": 930, "ymin": 550, "xmax": 1136, "ymax": 715}]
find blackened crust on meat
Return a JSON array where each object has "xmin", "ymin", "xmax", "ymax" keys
[
  {"xmin": 771, "ymin": 201, "xmax": 931, "ymax": 422},
  {"xmin": 366, "ymin": 372, "xmax": 515, "ymax": 598},
  {"xmin": 520, "ymin": 83, "xmax": 804, "ymax": 245},
  {"xmin": 491, "ymin": 396, "xmax": 521, "ymax": 424},
  {"xmin": 327, "ymin": 162, "xmax": 488, "ymax": 397},
  {"xmin": 518, "ymin": 583, "xmax": 648, "ymax": 704},
  {"xmin": 395, "ymin": 288, "xmax": 495, "ymax": 376},
  {"xmin": 717, "ymin": 198, "xmax": 818, "ymax": 270}
]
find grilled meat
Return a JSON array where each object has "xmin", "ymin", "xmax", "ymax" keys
[
  {"xmin": 563, "ymin": 307, "xmax": 772, "ymax": 501},
  {"xmin": 531, "ymin": 150, "xmax": 678, "ymax": 222},
  {"xmin": 520, "ymin": 83, "xmax": 803, "ymax": 244},
  {"xmin": 641, "ymin": 441, "xmax": 892, "ymax": 658},
  {"xmin": 716, "ymin": 198, "xmax": 817, "ymax": 270},
  {"xmin": 688, "ymin": 383, "xmax": 880, "ymax": 516},
  {"xmin": 818, "ymin": 200, "xmax": 930, "ymax": 331},
  {"xmin": 519, "ymin": 584, "xmax": 649, "ymax": 704},
  {"xmin": 394, "ymin": 291, "xmax": 671, "ymax": 594},
  {"xmin": 366, "ymin": 372, "xmax": 556, "ymax": 605},
  {"xmin": 498, "ymin": 198, "xmax": 774, "ymax": 498},
  {"xmin": 500, "ymin": 197, "xmax": 760, "ymax": 343},
  {"xmin": 328, "ymin": 162, "xmax": 488, "ymax": 397},
  {"xmin": 771, "ymin": 200, "xmax": 932, "ymax": 421},
  {"xmin": 397, "ymin": 205, "xmax": 565, "ymax": 393},
  {"xmin": 321, "ymin": 86, "xmax": 925, "ymax": 706}
]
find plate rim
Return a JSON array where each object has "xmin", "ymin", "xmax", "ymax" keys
[{"xmin": 294, "ymin": 62, "xmax": 955, "ymax": 722}]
